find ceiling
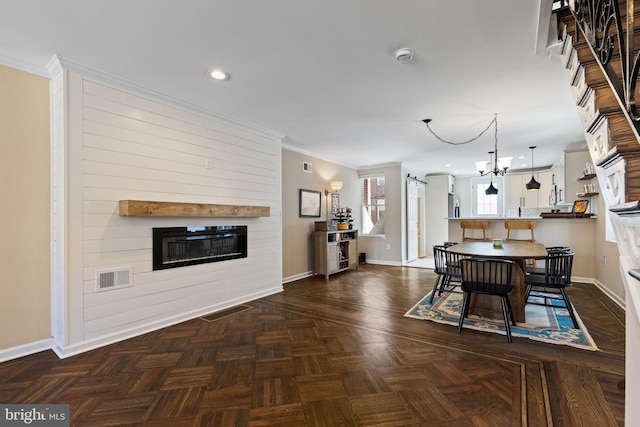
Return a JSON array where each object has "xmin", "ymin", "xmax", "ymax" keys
[{"xmin": 0, "ymin": 0, "xmax": 586, "ymax": 176}]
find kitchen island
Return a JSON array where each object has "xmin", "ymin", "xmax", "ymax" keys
[{"xmin": 447, "ymin": 217, "xmax": 596, "ymax": 279}]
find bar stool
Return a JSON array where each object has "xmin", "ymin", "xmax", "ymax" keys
[
  {"xmin": 460, "ymin": 220, "xmax": 489, "ymax": 241},
  {"xmin": 504, "ymin": 220, "xmax": 536, "ymax": 242}
]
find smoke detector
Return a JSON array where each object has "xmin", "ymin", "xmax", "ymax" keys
[{"xmin": 395, "ymin": 48, "xmax": 413, "ymax": 62}]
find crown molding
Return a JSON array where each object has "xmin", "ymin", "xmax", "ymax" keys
[
  {"xmin": 281, "ymin": 142, "xmax": 358, "ymax": 170},
  {"xmin": 0, "ymin": 54, "xmax": 50, "ymax": 77},
  {"xmin": 45, "ymin": 55, "xmax": 63, "ymax": 77},
  {"xmin": 358, "ymin": 161, "xmax": 403, "ymax": 171}
]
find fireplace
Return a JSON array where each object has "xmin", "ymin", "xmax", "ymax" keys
[{"xmin": 153, "ymin": 226, "xmax": 247, "ymax": 270}]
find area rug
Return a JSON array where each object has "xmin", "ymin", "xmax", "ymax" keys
[{"xmin": 405, "ymin": 289, "xmax": 599, "ymax": 351}]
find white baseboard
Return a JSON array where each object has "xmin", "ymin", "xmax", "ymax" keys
[
  {"xmin": 593, "ymin": 278, "xmax": 626, "ymax": 310},
  {"xmin": 49, "ymin": 285, "xmax": 283, "ymax": 359},
  {"xmin": 572, "ymin": 275, "xmax": 594, "ymax": 285},
  {"xmin": 0, "ymin": 338, "xmax": 54, "ymax": 363},
  {"xmin": 282, "ymin": 271, "xmax": 312, "ymax": 284},
  {"xmin": 364, "ymin": 259, "xmax": 402, "ymax": 267},
  {"xmin": 571, "ymin": 276, "xmax": 625, "ymax": 310}
]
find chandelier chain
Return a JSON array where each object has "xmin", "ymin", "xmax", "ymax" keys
[
  {"xmin": 425, "ymin": 115, "xmax": 497, "ymax": 146},
  {"xmin": 494, "ymin": 113, "xmax": 498, "ymax": 152}
]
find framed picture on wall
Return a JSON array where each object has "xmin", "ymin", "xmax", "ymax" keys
[
  {"xmin": 331, "ymin": 193, "xmax": 340, "ymax": 214},
  {"xmin": 572, "ymin": 199, "xmax": 589, "ymax": 214},
  {"xmin": 299, "ymin": 189, "xmax": 321, "ymax": 217}
]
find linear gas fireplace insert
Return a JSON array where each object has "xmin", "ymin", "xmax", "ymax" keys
[{"xmin": 153, "ymin": 226, "xmax": 247, "ymax": 270}]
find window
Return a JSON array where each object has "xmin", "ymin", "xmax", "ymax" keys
[
  {"xmin": 361, "ymin": 174, "xmax": 385, "ymax": 235},
  {"xmin": 471, "ymin": 177, "xmax": 503, "ymax": 217}
]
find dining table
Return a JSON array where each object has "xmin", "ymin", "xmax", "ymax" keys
[{"xmin": 447, "ymin": 240, "xmax": 548, "ymax": 323}]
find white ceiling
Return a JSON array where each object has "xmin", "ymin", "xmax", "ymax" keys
[{"xmin": 0, "ymin": 0, "xmax": 586, "ymax": 176}]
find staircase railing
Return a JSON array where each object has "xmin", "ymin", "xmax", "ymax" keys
[{"xmin": 571, "ymin": 0, "xmax": 640, "ymax": 137}]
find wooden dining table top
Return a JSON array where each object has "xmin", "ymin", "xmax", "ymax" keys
[{"xmin": 447, "ymin": 240, "xmax": 548, "ymax": 260}]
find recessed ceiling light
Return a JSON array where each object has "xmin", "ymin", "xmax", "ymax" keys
[
  {"xmin": 518, "ymin": 155, "xmax": 526, "ymax": 159},
  {"xmin": 208, "ymin": 69, "xmax": 230, "ymax": 80},
  {"xmin": 444, "ymin": 163, "xmax": 451, "ymax": 167}
]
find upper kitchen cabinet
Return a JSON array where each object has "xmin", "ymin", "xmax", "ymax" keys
[
  {"xmin": 506, "ymin": 171, "xmax": 555, "ymax": 209},
  {"xmin": 537, "ymin": 170, "xmax": 555, "ymax": 208},
  {"xmin": 551, "ymin": 153, "xmax": 565, "ymax": 205},
  {"xmin": 506, "ymin": 173, "xmax": 540, "ymax": 209}
]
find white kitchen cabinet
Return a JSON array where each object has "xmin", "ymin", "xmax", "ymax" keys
[
  {"xmin": 538, "ymin": 170, "xmax": 555, "ymax": 208},
  {"xmin": 551, "ymin": 154, "xmax": 565, "ymax": 205},
  {"xmin": 507, "ymin": 174, "xmax": 539, "ymax": 209},
  {"xmin": 506, "ymin": 174, "xmax": 523, "ymax": 210},
  {"xmin": 425, "ymin": 175, "xmax": 452, "ymax": 252},
  {"xmin": 507, "ymin": 171, "xmax": 554, "ymax": 209}
]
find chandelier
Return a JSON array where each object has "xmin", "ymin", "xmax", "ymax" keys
[
  {"xmin": 423, "ymin": 113, "xmax": 512, "ymax": 175},
  {"xmin": 473, "ymin": 114, "xmax": 512, "ymax": 177},
  {"xmin": 424, "ymin": 113, "xmax": 511, "ymax": 195}
]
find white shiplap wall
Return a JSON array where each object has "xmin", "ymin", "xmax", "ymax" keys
[{"xmin": 53, "ymin": 68, "xmax": 282, "ymax": 357}]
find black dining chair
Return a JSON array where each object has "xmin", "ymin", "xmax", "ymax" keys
[
  {"xmin": 429, "ymin": 245, "xmax": 462, "ymax": 303},
  {"xmin": 526, "ymin": 246, "xmax": 572, "ymax": 276},
  {"xmin": 457, "ymin": 258, "xmax": 516, "ymax": 342},
  {"xmin": 524, "ymin": 251, "xmax": 578, "ymax": 328}
]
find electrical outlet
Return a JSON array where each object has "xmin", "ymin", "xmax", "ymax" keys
[
  {"xmin": 386, "ymin": 244, "xmax": 391, "ymax": 250},
  {"xmin": 602, "ymin": 256, "xmax": 607, "ymax": 265},
  {"xmin": 204, "ymin": 158, "xmax": 213, "ymax": 169}
]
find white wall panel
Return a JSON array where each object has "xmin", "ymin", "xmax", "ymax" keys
[{"xmin": 53, "ymin": 70, "xmax": 282, "ymax": 355}]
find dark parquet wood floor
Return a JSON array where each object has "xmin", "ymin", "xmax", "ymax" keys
[{"xmin": 0, "ymin": 264, "xmax": 625, "ymax": 426}]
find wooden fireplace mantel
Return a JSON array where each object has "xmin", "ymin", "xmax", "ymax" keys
[{"xmin": 119, "ymin": 200, "xmax": 270, "ymax": 218}]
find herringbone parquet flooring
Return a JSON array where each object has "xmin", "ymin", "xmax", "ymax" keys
[{"xmin": 0, "ymin": 265, "xmax": 625, "ymax": 426}]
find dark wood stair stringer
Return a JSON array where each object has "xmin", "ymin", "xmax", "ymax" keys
[{"xmin": 561, "ymin": 8, "xmax": 640, "ymax": 204}]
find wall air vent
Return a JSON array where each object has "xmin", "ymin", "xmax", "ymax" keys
[
  {"xmin": 303, "ymin": 161, "xmax": 312, "ymax": 173},
  {"xmin": 95, "ymin": 266, "xmax": 133, "ymax": 292}
]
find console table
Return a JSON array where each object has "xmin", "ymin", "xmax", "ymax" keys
[{"xmin": 312, "ymin": 230, "xmax": 358, "ymax": 280}]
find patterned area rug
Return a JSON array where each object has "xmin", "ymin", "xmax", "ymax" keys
[{"xmin": 405, "ymin": 289, "xmax": 598, "ymax": 351}]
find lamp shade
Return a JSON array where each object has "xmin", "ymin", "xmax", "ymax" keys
[
  {"xmin": 526, "ymin": 176, "xmax": 541, "ymax": 191},
  {"xmin": 475, "ymin": 161, "xmax": 488, "ymax": 174},
  {"xmin": 330, "ymin": 181, "xmax": 343, "ymax": 191},
  {"xmin": 497, "ymin": 156, "xmax": 512, "ymax": 170},
  {"xmin": 485, "ymin": 182, "xmax": 498, "ymax": 195}
]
